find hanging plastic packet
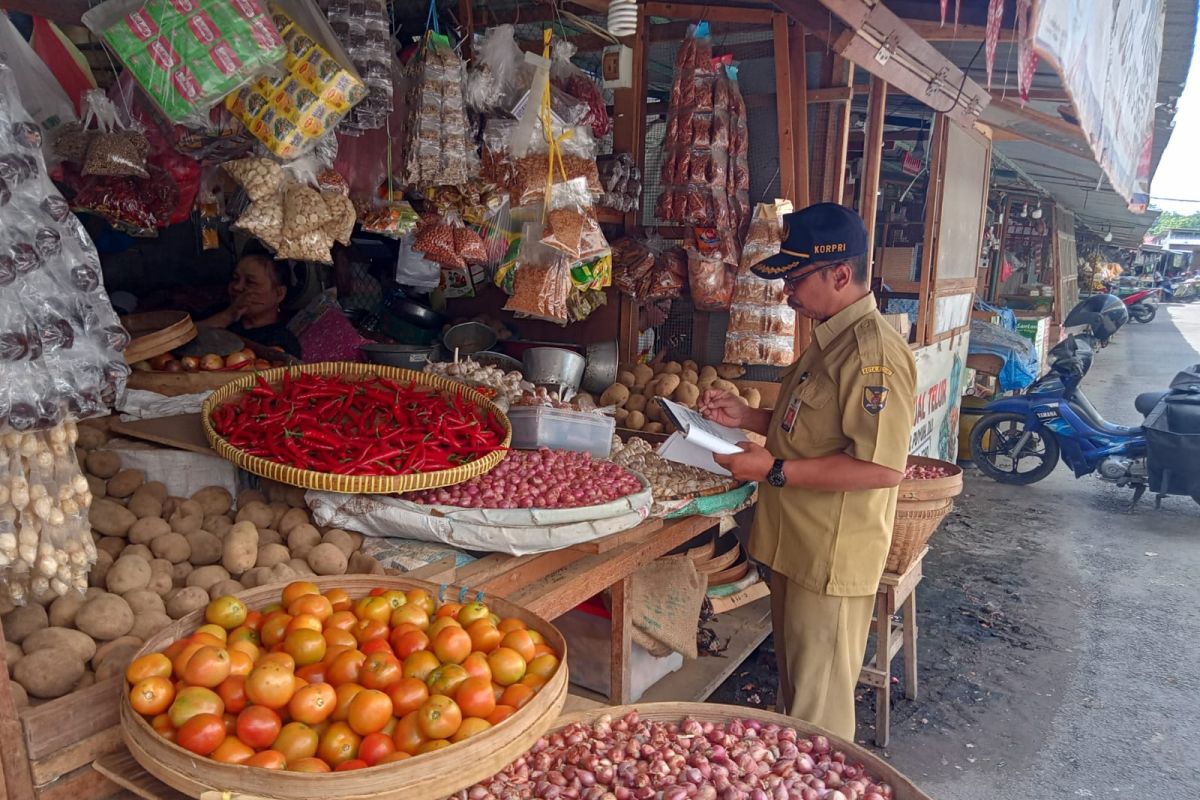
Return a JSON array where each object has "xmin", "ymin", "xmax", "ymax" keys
[
  {"xmin": 466, "ymin": 24, "xmax": 528, "ymax": 113},
  {"xmin": 395, "ymin": 234, "xmax": 441, "ymax": 289},
  {"xmin": 687, "ymin": 250, "xmax": 734, "ymax": 311},
  {"xmin": 357, "ymin": 199, "xmax": 419, "ymax": 238},
  {"xmin": 550, "ymin": 40, "xmax": 610, "ymax": 138},
  {"xmin": 78, "ymin": 91, "xmax": 149, "ymax": 179},
  {"xmin": 403, "ymin": 26, "xmax": 472, "ymax": 189}
]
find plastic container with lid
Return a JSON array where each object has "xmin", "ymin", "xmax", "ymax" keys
[{"xmin": 508, "ymin": 406, "xmax": 616, "ymax": 457}]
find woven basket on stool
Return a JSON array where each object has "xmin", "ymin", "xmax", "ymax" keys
[{"xmin": 886, "ymin": 497, "xmax": 954, "ymax": 574}]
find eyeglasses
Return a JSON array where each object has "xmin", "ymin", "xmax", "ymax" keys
[{"xmin": 782, "ymin": 263, "xmax": 837, "ymax": 290}]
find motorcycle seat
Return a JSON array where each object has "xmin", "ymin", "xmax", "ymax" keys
[
  {"xmin": 1135, "ymin": 391, "xmax": 1167, "ymax": 416},
  {"xmin": 1066, "ymin": 392, "xmax": 1142, "ymax": 437}
]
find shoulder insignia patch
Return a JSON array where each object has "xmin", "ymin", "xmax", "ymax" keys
[
  {"xmin": 863, "ymin": 385, "xmax": 888, "ymax": 415},
  {"xmin": 861, "ymin": 365, "xmax": 894, "ymax": 376}
]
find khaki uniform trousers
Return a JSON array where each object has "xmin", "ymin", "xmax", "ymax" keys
[{"xmin": 769, "ymin": 570, "xmax": 875, "ymax": 741}]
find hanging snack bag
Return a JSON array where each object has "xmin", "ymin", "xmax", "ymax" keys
[
  {"xmin": 222, "ymin": 156, "xmax": 284, "ymax": 201},
  {"xmin": 83, "ymin": 0, "xmax": 286, "ymax": 124},
  {"xmin": 403, "ymin": 32, "xmax": 472, "ymax": 189},
  {"xmin": 550, "ymin": 40, "xmax": 610, "ymax": 138},
  {"xmin": 322, "ymin": 190, "xmax": 356, "ymax": 245},
  {"xmin": 226, "ymin": 0, "xmax": 367, "ymax": 160}
]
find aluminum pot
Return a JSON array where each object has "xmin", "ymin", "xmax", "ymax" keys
[
  {"xmin": 442, "ymin": 321, "xmax": 499, "ymax": 355},
  {"xmin": 523, "ymin": 347, "xmax": 586, "ymax": 397},
  {"xmin": 581, "ymin": 340, "xmax": 619, "ymax": 394},
  {"xmin": 360, "ymin": 343, "xmax": 440, "ymax": 370}
]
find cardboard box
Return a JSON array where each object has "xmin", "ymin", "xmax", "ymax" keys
[{"xmin": 882, "ymin": 313, "xmax": 913, "ymax": 341}]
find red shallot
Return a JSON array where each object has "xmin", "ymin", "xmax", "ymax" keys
[{"xmin": 903, "ymin": 463, "xmax": 954, "ymax": 481}]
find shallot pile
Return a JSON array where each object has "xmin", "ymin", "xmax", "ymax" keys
[
  {"xmin": 457, "ymin": 711, "xmax": 894, "ymax": 800},
  {"xmin": 404, "ymin": 449, "xmax": 643, "ymax": 509},
  {"xmin": 903, "ymin": 463, "xmax": 954, "ymax": 481}
]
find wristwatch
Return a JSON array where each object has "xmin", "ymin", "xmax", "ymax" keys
[{"xmin": 766, "ymin": 458, "xmax": 787, "ymax": 488}]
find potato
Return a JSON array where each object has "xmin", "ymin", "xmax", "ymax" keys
[
  {"xmin": 187, "ymin": 565, "xmax": 231, "ymax": 593},
  {"xmin": 307, "ymin": 542, "xmax": 348, "ymax": 576},
  {"xmin": 106, "ymin": 555, "xmax": 152, "ymax": 594},
  {"xmin": 94, "ymin": 643, "xmax": 142, "ymax": 682},
  {"xmin": 237, "ymin": 489, "xmax": 267, "ymax": 508},
  {"xmin": 710, "ymin": 379, "xmax": 740, "ymax": 396},
  {"xmin": 674, "ymin": 382, "xmax": 701, "ymax": 408},
  {"xmin": 85, "ymin": 450, "xmax": 121, "ymax": 479},
  {"xmin": 129, "ymin": 612, "xmax": 171, "ymax": 643},
  {"xmin": 150, "ymin": 532, "xmax": 191, "ymax": 564},
  {"xmin": 122, "ymin": 544, "xmax": 153, "ymax": 562},
  {"xmin": 128, "ymin": 516, "xmax": 171, "ymax": 545},
  {"xmin": 208, "ymin": 580, "xmax": 245, "ymax": 601},
  {"xmin": 48, "ymin": 593, "xmax": 86, "ymax": 628},
  {"xmin": 88, "ymin": 550, "xmax": 114, "ymax": 588},
  {"xmin": 96, "ymin": 536, "xmax": 126, "ymax": 559},
  {"xmin": 267, "ymin": 563, "xmax": 298, "ymax": 584},
  {"xmin": 234, "ymin": 501, "xmax": 274, "ymax": 531},
  {"xmin": 277, "ymin": 508, "xmax": 310, "ymax": 536},
  {"xmin": 625, "ymin": 410, "xmax": 646, "ymax": 431},
  {"xmin": 14, "ymin": 649, "xmax": 85, "ymax": 698},
  {"xmin": 22, "ymin": 627, "xmax": 96, "ymax": 663},
  {"xmin": 76, "ymin": 670, "xmax": 96, "ymax": 690},
  {"xmin": 139, "ymin": 482, "xmax": 168, "ymax": 501},
  {"xmin": 85, "ymin": 587, "xmax": 106, "ymax": 601},
  {"xmin": 106, "ymin": 469, "xmax": 145, "ymax": 499},
  {"xmin": 86, "ymin": 475, "xmax": 107, "ymax": 498},
  {"xmin": 76, "ymin": 425, "xmax": 108, "ymax": 450},
  {"xmin": 286, "ymin": 524, "xmax": 322, "ymax": 558},
  {"xmin": 93, "ymin": 635, "xmax": 143, "ymax": 669},
  {"xmin": 287, "ymin": 558, "xmax": 315, "ymax": 577},
  {"xmin": 127, "ymin": 491, "xmax": 163, "ymax": 519},
  {"xmin": 186, "ymin": 531, "xmax": 222, "ymax": 566},
  {"xmin": 625, "ymin": 394, "xmax": 648, "ymax": 415},
  {"xmin": 222, "ymin": 522, "xmax": 259, "ymax": 575},
  {"xmin": 10, "ymin": 681, "xmax": 27, "ymax": 707},
  {"xmin": 322, "ymin": 530, "xmax": 357, "ymax": 558},
  {"xmin": 146, "ymin": 570, "xmax": 173, "ymax": 597},
  {"xmin": 632, "ymin": 364, "xmax": 654, "ymax": 386},
  {"xmin": 743, "ymin": 388, "xmax": 763, "ymax": 409},
  {"xmin": 282, "ymin": 487, "xmax": 307, "ymax": 508},
  {"xmin": 344, "ymin": 531, "xmax": 363, "ymax": 552},
  {"xmin": 191, "ymin": 486, "xmax": 233, "ymax": 517},
  {"xmin": 161, "ymin": 497, "xmax": 183, "ymax": 519},
  {"xmin": 348, "ymin": 553, "xmax": 384, "ymax": 576},
  {"xmin": 3, "ymin": 605, "xmax": 48, "ymax": 644},
  {"xmin": 655, "ymin": 374, "xmax": 681, "ymax": 397},
  {"xmin": 683, "ymin": 359, "xmax": 699, "ymax": 373},
  {"xmin": 257, "ymin": 528, "xmax": 283, "ymax": 547},
  {"xmin": 600, "ymin": 383, "xmax": 631, "ymax": 408},
  {"xmin": 123, "ymin": 588, "xmax": 166, "ymax": 618},
  {"xmin": 170, "ymin": 561, "xmax": 193, "ymax": 588},
  {"xmin": 239, "ymin": 567, "xmax": 271, "ymax": 589},
  {"xmin": 646, "ymin": 402, "xmax": 663, "ymax": 424},
  {"xmin": 4, "ymin": 639, "xmax": 22, "ymax": 669},
  {"xmin": 256, "ymin": 543, "xmax": 291, "ymax": 568},
  {"xmin": 614, "ymin": 408, "xmax": 629, "ymax": 425},
  {"xmin": 717, "ymin": 363, "xmax": 746, "ymax": 380},
  {"xmin": 644, "ymin": 422, "xmax": 665, "ymax": 434},
  {"xmin": 166, "ymin": 587, "xmax": 209, "ymax": 619},
  {"xmin": 663, "ymin": 361, "xmax": 683, "ymax": 375},
  {"xmin": 267, "ymin": 502, "xmax": 289, "ymax": 529},
  {"xmin": 75, "ymin": 593, "xmax": 134, "ymax": 641},
  {"xmin": 169, "ymin": 510, "xmax": 203, "ymax": 535},
  {"xmin": 204, "ymin": 515, "xmax": 233, "ymax": 538},
  {"xmin": 680, "ymin": 368, "xmax": 699, "ymax": 385},
  {"xmin": 616, "ymin": 371, "xmax": 636, "ymax": 388},
  {"xmin": 90, "ymin": 498, "xmax": 137, "ymax": 538}
]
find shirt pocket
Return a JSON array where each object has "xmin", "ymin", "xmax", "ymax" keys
[{"xmin": 790, "ymin": 373, "xmax": 840, "ymax": 447}]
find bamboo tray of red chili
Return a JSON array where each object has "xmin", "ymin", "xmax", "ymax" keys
[{"xmin": 200, "ymin": 362, "xmax": 511, "ymax": 494}]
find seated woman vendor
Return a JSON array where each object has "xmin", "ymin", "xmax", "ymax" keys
[{"xmin": 200, "ymin": 254, "xmax": 301, "ymax": 358}]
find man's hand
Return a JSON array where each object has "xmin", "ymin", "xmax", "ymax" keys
[
  {"xmin": 713, "ymin": 440, "xmax": 774, "ymax": 483},
  {"xmin": 699, "ymin": 389, "xmax": 750, "ymax": 428}
]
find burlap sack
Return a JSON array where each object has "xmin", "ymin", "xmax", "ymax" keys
[{"xmin": 627, "ymin": 554, "xmax": 705, "ymax": 659}]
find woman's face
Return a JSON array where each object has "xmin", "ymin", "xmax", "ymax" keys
[{"xmin": 229, "ymin": 257, "xmax": 285, "ymax": 318}]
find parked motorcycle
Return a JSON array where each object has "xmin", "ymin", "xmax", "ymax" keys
[
  {"xmin": 1161, "ymin": 274, "xmax": 1198, "ymax": 304},
  {"xmin": 1102, "ymin": 285, "xmax": 1161, "ymax": 323},
  {"xmin": 970, "ymin": 297, "xmax": 1200, "ymax": 506}
]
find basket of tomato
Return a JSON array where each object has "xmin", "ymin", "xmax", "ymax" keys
[{"xmin": 121, "ymin": 576, "xmax": 567, "ymax": 800}]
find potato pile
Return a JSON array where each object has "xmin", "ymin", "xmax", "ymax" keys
[
  {"xmin": 1, "ymin": 425, "xmax": 384, "ymax": 707},
  {"xmin": 601, "ymin": 360, "xmax": 760, "ymax": 432}
]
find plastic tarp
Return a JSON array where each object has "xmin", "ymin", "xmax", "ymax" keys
[
  {"xmin": 973, "ymin": 299, "xmax": 1017, "ymax": 331},
  {"xmin": 968, "ymin": 320, "xmax": 1039, "ymax": 391},
  {"xmin": 1143, "ymin": 364, "xmax": 1200, "ymax": 495}
]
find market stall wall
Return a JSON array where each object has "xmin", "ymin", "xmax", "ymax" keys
[{"xmin": 909, "ymin": 332, "xmax": 970, "ymax": 462}]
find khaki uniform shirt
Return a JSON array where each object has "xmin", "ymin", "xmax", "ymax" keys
[{"xmin": 749, "ymin": 294, "xmax": 917, "ymax": 596}]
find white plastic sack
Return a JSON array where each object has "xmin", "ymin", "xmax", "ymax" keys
[
  {"xmin": 0, "ymin": 14, "xmax": 76, "ymax": 134},
  {"xmin": 103, "ymin": 439, "xmax": 239, "ymax": 498},
  {"xmin": 359, "ymin": 537, "xmax": 478, "ymax": 572},
  {"xmin": 307, "ymin": 491, "xmax": 652, "ymax": 556}
]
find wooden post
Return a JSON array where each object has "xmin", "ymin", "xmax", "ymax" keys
[
  {"xmin": 0, "ymin": 617, "xmax": 36, "ymax": 800},
  {"xmin": 773, "ymin": 14, "xmax": 797, "ymax": 202},
  {"xmin": 788, "ymin": 21, "xmax": 814, "ymax": 355},
  {"xmin": 916, "ymin": 116, "xmax": 948, "ymax": 347},
  {"xmin": 608, "ymin": 575, "xmax": 633, "ymax": 704},
  {"xmin": 860, "ymin": 76, "xmax": 888, "ymax": 279}
]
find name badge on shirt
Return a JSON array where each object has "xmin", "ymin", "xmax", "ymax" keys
[{"xmin": 780, "ymin": 372, "xmax": 808, "ymax": 433}]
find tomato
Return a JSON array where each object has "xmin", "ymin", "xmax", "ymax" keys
[
  {"xmin": 245, "ymin": 750, "xmax": 287, "ymax": 770},
  {"xmin": 451, "ymin": 717, "xmax": 491, "ymax": 742},
  {"xmin": 360, "ymin": 639, "xmax": 392, "ymax": 657},
  {"xmin": 532, "ymin": 643, "xmax": 557, "ymax": 659},
  {"xmin": 273, "ymin": 721, "xmax": 319, "ymax": 761},
  {"xmin": 496, "ymin": 618, "xmax": 526, "ymax": 634},
  {"xmin": 526, "ymin": 630, "xmax": 546, "ymax": 646},
  {"xmin": 259, "ymin": 652, "xmax": 296, "ymax": 671},
  {"xmin": 486, "ymin": 705, "xmax": 517, "ymax": 726},
  {"xmin": 378, "ymin": 751, "xmax": 412, "ymax": 764},
  {"xmin": 427, "ymin": 617, "xmax": 463, "ymax": 641},
  {"xmin": 379, "ymin": 590, "xmax": 407, "ymax": 612},
  {"xmin": 260, "ymin": 612, "xmax": 294, "ymax": 647},
  {"xmin": 335, "ymin": 758, "xmax": 368, "ymax": 771},
  {"xmin": 234, "ymin": 705, "xmax": 281, "ymax": 749},
  {"xmin": 182, "ymin": 646, "xmax": 232, "ymax": 688},
  {"xmin": 454, "ymin": 676, "xmax": 497, "ymax": 719},
  {"xmin": 288, "ymin": 593, "xmax": 333, "ymax": 622},
  {"xmin": 392, "ymin": 711, "xmax": 425, "ymax": 755},
  {"xmin": 460, "ymin": 652, "xmax": 491, "ymax": 681},
  {"xmin": 130, "ymin": 677, "xmax": 175, "ymax": 717},
  {"xmin": 245, "ymin": 663, "xmax": 296, "ymax": 710},
  {"xmin": 289, "ymin": 682, "xmax": 336, "ymax": 725},
  {"xmin": 359, "ymin": 651, "xmax": 403, "ymax": 690},
  {"xmin": 196, "ymin": 624, "xmax": 228, "ymax": 643},
  {"xmin": 176, "ymin": 712, "xmax": 226, "ymax": 756},
  {"xmin": 386, "ymin": 677, "xmax": 429, "ymax": 717},
  {"xmin": 126, "ymin": 653, "xmax": 172, "ymax": 684},
  {"xmin": 324, "ymin": 587, "xmax": 351, "ymax": 612},
  {"xmin": 296, "ymin": 662, "xmax": 328, "ymax": 684},
  {"xmin": 171, "ymin": 641, "xmax": 205, "ymax": 678},
  {"xmin": 405, "ymin": 588, "xmax": 435, "ymax": 616},
  {"xmin": 216, "ymin": 675, "xmax": 248, "ymax": 714},
  {"xmin": 332, "ymin": 682, "xmax": 365, "ymax": 721},
  {"xmin": 323, "ymin": 645, "xmax": 354, "ymax": 666},
  {"xmin": 499, "ymin": 630, "xmax": 536, "ymax": 663},
  {"xmin": 168, "ymin": 686, "xmax": 224, "ymax": 728},
  {"xmin": 162, "ymin": 638, "xmax": 190, "ymax": 663},
  {"xmin": 358, "ymin": 732, "xmax": 396, "ymax": 766},
  {"xmin": 487, "ymin": 647, "xmax": 527, "ymax": 687},
  {"xmin": 323, "ymin": 627, "xmax": 357, "ymax": 650},
  {"xmin": 456, "ymin": 601, "xmax": 491, "ymax": 626},
  {"xmin": 318, "ymin": 721, "xmax": 361, "ymax": 767},
  {"xmin": 352, "ymin": 618, "xmax": 389, "ymax": 646},
  {"xmin": 417, "ymin": 739, "xmax": 452, "ymax": 754},
  {"xmin": 432, "ymin": 626, "xmax": 472, "ymax": 665},
  {"xmin": 500, "ymin": 683, "xmax": 535, "ymax": 710},
  {"xmin": 326, "ymin": 650, "xmax": 366, "ymax": 686},
  {"xmin": 211, "ymin": 736, "xmax": 254, "ymax": 764},
  {"xmin": 390, "ymin": 629, "xmax": 429, "ymax": 660},
  {"xmin": 286, "ymin": 613, "xmax": 324, "ymax": 636},
  {"xmin": 416, "ymin": 695, "xmax": 462, "ymax": 740},
  {"xmin": 325, "ymin": 610, "xmax": 358, "ymax": 633},
  {"xmin": 464, "ymin": 619, "xmax": 502, "ymax": 654},
  {"xmin": 228, "ymin": 649, "xmax": 254, "ymax": 678},
  {"xmin": 434, "ymin": 602, "xmax": 462, "ymax": 620},
  {"xmin": 353, "ymin": 596, "xmax": 393, "ymax": 625},
  {"xmin": 151, "ymin": 713, "xmax": 176, "ymax": 741},
  {"xmin": 426, "ymin": 664, "xmax": 469, "ymax": 697},
  {"xmin": 282, "ymin": 580, "xmax": 320, "ymax": 608},
  {"xmin": 347, "ymin": 689, "xmax": 393, "ymax": 735},
  {"xmin": 390, "ymin": 604, "xmax": 429, "ymax": 631},
  {"xmin": 402, "ymin": 651, "xmax": 440, "ymax": 682},
  {"xmin": 521, "ymin": 674, "xmax": 547, "ymax": 691},
  {"xmin": 227, "ymin": 626, "xmax": 260, "ymax": 649},
  {"xmin": 243, "ymin": 610, "xmax": 265, "ymax": 632},
  {"xmin": 283, "ymin": 629, "xmax": 327, "ymax": 666},
  {"xmin": 289, "ymin": 757, "xmax": 332, "ymax": 773},
  {"xmin": 206, "ymin": 596, "xmax": 248, "ymax": 630}
]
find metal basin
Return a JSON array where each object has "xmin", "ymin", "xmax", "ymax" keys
[
  {"xmin": 360, "ymin": 343, "xmax": 440, "ymax": 370},
  {"xmin": 443, "ymin": 321, "xmax": 499, "ymax": 355},
  {"xmin": 581, "ymin": 340, "xmax": 619, "ymax": 394},
  {"xmin": 523, "ymin": 347, "xmax": 586, "ymax": 397}
]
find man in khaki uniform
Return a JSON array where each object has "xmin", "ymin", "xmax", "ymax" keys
[{"xmin": 701, "ymin": 203, "xmax": 916, "ymax": 740}]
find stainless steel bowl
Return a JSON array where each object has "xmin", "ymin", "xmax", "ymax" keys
[
  {"xmin": 470, "ymin": 350, "xmax": 524, "ymax": 373},
  {"xmin": 581, "ymin": 340, "xmax": 619, "ymax": 394},
  {"xmin": 522, "ymin": 347, "xmax": 586, "ymax": 396},
  {"xmin": 360, "ymin": 343, "xmax": 440, "ymax": 370},
  {"xmin": 442, "ymin": 321, "xmax": 498, "ymax": 355}
]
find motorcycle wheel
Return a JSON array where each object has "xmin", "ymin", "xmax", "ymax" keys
[
  {"xmin": 970, "ymin": 412, "xmax": 1061, "ymax": 485},
  {"xmin": 1131, "ymin": 304, "xmax": 1156, "ymax": 323}
]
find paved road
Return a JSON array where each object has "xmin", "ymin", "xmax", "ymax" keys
[{"xmin": 885, "ymin": 303, "xmax": 1200, "ymax": 798}]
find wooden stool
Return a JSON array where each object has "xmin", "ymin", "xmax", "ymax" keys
[{"xmin": 858, "ymin": 547, "xmax": 926, "ymax": 747}]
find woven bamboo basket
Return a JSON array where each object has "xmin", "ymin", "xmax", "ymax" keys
[
  {"xmin": 121, "ymin": 575, "xmax": 567, "ymax": 800},
  {"xmin": 898, "ymin": 455, "xmax": 964, "ymax": 501},
  {"xmin": 122, "ymin": 310, "xmax": 197, "ymax": 364},
  {"xmin": 886, "ymin": 496, "xmax": 954, "ymax": 574},
  {"xmin": 201, "ymin": 362, "xmax": 512, "ymax": 494},
  {"xmin": 528, "ymin": 703, "xmax": 931, "ymax": 800}
]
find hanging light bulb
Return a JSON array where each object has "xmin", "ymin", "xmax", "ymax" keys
[
  {"xmin": 1104, "ymin": 230, "xmax": 1114, "ymax": 243},
  {"xmin": 607, "ymin": 0, "xmax": 637, "ymax": 36},
  {"xmin": 1020, "ymin": 203, "xmax": 1029, "ymax": 218},
  {"xmin": 1031, "ymin": 200, "xmax": 1043, "ymax": 220}
]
